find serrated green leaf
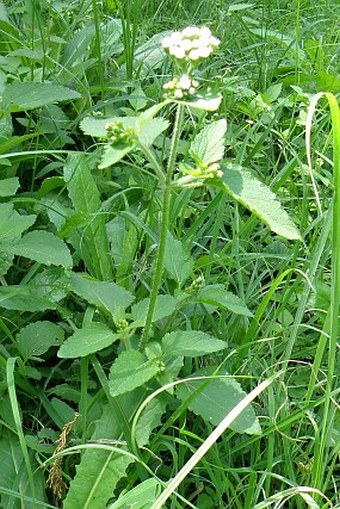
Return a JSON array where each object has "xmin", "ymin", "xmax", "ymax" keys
[
  {"xmin": 58, "ymin": 323, "xmax": 119, "ymax": 358},
  {"xmin": 0, "ymin": 285, "xmax": 57, "ymax": 312},
  {"xmin": 16, "ymin": 321, "xmax": 64, "ymax": 360},
  {"xmin": 164, "ymin": 232, "xmax": 193, "ymax": 286},
  {"xmin": 64, "ymin": 154, "xmax": 113, "ymax": 279},
  {"xmin": 197, "ymin": 284, "xmax": 253, "ymax": 316},
  {"xmin": 0, "ymin": 203, "xmax": 36, "ymax": 240},
  {"xmin": 176, "ymin": 369, "xmax": 261, "ymax": 435},
  {"xmin": 108, "ymin": 478, "xmax": 161, "ymax": 509},
  {"xmin": 219, "ymin": 164, "xmax": 301, "ymax": 240},
  {"xmin": 0, "ymin": 177, "xmax": 19, "ymax": 196},
  {"xmin": 99, "ymin": 143, "xmax": 134, "ymax": 169},
  {"xmin": 71, "ymin": 272, "xmax": 134, "ymax": 315},
  {"xmin": 135, "ymin": 397, "xmax": 166, "ymax": 446},
  {"xmin": 109, "ymin": 350, "xmax": 160, "ymax": 397},
  {"xmin": 0, "ymin": 251, "xmax": 13, "ymax": 277},
  {"xmin": 80, "ymin": 115, "xmax": 168, "ymax": 149},
  {"xmin": 190, "ymin": 119, "xmax": 226, "ymax": 165},
  {"xmin": 176, "ymin": 92, "xmax": 222, "ymax": 111},
  {"xmin": 28, "ymin": 267, "xmax": 70, "ymax": 303},
  {"xmin": 9, "ymin": 230, "xmax": 73, "ymax": 268},
  {"xmin": 1, "ymin": 82, "xmax": 80, "ymax": 112},
  {"xmin": 162, "ymin": 330, "xmax": 227, "ymax": 357},
  {"xmin": 131, "ymin": 294, "xmax": 177, "ymax": 326}
]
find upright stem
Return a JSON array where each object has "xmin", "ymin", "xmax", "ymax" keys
[{"xmin": 139, "ymin": 104, "xmax": 184, "ymax": 350}]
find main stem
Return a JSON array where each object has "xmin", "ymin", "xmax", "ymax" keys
[{"xmin": 139, "ymin": 104, "xmax": 184, "ymax": 350}]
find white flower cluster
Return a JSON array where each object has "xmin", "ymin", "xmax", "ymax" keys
[
  {"xmin": 163, "ymin": 74, "xmax": 199, "ymax": 99},
  {"xmin": 162, "ymin": 26, "xmax": 220, "ymax": 61}
]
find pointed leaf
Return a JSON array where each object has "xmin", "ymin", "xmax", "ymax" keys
[
  {"xmin": 220, "ymin": 164, "xmax": 301, "ymax": 240},
  {"xmin": 108, "ymin": 478, "xmax": 161, "ymax": 509},
  {"xmin": 162, "ymin": 330, "xmax": 227, "ymax": 357},
  {"xmin": 58, "ymin": 323, "xmax": 118, "ymax": 358},
  {"xmin": 9, "ymin": 230, "xmax": 72, "ymax": 268},
  {"xmin": 17, "ymin": 321, "xmax": 64, "ymax": 359},
  {"xmin": 2, "ymin": 82, "xmax": 81, "ymax": 112},
  {"xmin": 197, "ymin": 284, "xmax": 253, "ymax": 316},
  {"xmin": 176, "ymin": 369, "xmax": 261, "ymax": 435},
  {"xmin": 0, "ymin": 203, "xmax": 36, "ymax": 240},
  {"xmin": 164, "ymin": 233, "xmax": 193, "ymax": 286},
  {"xmin": 99, "ymin": 143, "xmax": 134, "ymax": 168},
  {"xmin": 80, "ymin": 115, "xmax": 168, "ymax": 147},
  {"xmin": 64, "ymin": 154, "xmax": 113, "ymax": 279},
  {"xmin": 71, "ymin": 272, "xmax": 134, "ymax": 315},
  {"xmin": 109, "ymin": 350, "xmax": 160, "ymax": 397},
  {"xmin": 0, "ymin": 177, "xmax": 19, "ymax": 196},
  {"xmin": 190, "ymin": 119, "xmax": 226, "ymax": 165},
  {"xmin": 0, "ymin": 286, "xmax": 57, "ymax": 312},
  {"xmin": 131, "ymin": 294, "xmax": 177, "ymax": 326}
]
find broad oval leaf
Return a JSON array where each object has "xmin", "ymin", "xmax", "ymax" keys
[
  {"xmin": 131, "ymin": 294, "xmax": 177, "ymax": 326},
  {"xmin": 162, "ymin": 330, "xmax": 227, "ymax": 357},
  {"xmin": 1, "ymin": 82, "xmax": 81, "ymax": 113},
  {"xmin": 99, "ymin": 144, "xmax": 134, "ymax": 169},
  {"xmin": 219, "ymin": 163, "xmax": 301, "ymax": 240},
  {"xmin": 58, "ymin": 323, "xmax": 119, "ymax": 358},
  {"xmin": 71, "ymin": 272, "xmax": 134, "ymax": 316},
  {"xmin": 176, "ymin": 369, "xmax": 261, "ymax": 435},
  {"xmin": 108, "ymin": 478, "xmax": 161, "ymax": 509},
  {"xmin": 0, "ymin": 203, "xmax": 36, "ymax": 240},
  {"xmin": 109, "ymin": 350, "xmax": 160, "ymax": 397},
  {"xmin": 10, "ymin": 230, "xmax": 73, "ymax": 268},
  {"xmin": 190, "ymin": 119, "xmax": 226, "ymax": 165},
  {"xmin": 0, "ymin": 177, "xmax": 19, "ymax": 196},
  {"xmin": 0, "ymin": 285, "xmax": 57, "ymax": 312},
  {"xmin": 197, "ymin": 284, "xmax": 253, "ymax": 317},
  {"xmin": 17, "ymin": 321, "xmax": 64, "ymax": 359},
  {"xmin": 164, "ymin": 232, "xmax": 193, "ymax": 286},
  {"xmin": 80, "ymin": 115, "xmax": 168, "ymax": 147}
]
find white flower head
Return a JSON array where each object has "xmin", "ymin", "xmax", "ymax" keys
[
  {"xmin": 161, "ymin": 26, "xmax": 220, "ymax": 62},
  {"xmin": 163, "ymin": 74, "xmax": 199, "ymax": 100}
]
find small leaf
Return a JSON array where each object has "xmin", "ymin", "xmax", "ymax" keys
[
  {"xmin": 0, "ymin": 285, "xmax": 57, "ymax": 312},
  {"xmin": 176, "ymin": 369, "xmax": 261, "ymax": 435},
  {"xmin": 131, "ymin": 294, "xmax": 177, "ymax": 326},
  {"xmin": 9, "ymin": 230, "xmax": 73, "ymax": 268},
  {"xmin": 17, "ymin": 321, "xmax": 64, "ymax": 359},
  {"xmin": 162, "ymin": 330, "xmax": 227, "ymax": 357},
  {"xmin": 0, "ymin": 177, "xmax": 19, "ymax": 196},
  {"xmin": 99, "ymin": 143, "xmax": 134, "ymax": 169},
  {"xmin": 0, "ymin": 203, "xmax": 36, "ymax": 240},
  {"xmin": 109, "ymin": 350, "xmax": 160, "ymax": 397},
  {"xmin": 135, "ymin": 397, "xmax": 166, "ymax": 446},
  {"xmin": 164, "ymin": 232, "xmax": 193, "ymax": 286},
  {"xmin": 1, "ymin": 82, "xmax": 81, "ymax": 112},
  {"xmin": 71, "ymin": 273, "xmax": 134, "ymax": 315},
  {"xmin": 197, "ymin": 284, "xmax": 253, "ymax": 316},
  {"xmin": 108, "ymin": 478, "xmax": 161, "ymax": 509},
  {"xmin": 176, "ymin": 92, "xmax": 222, "ymax": 111},
  {"xmin": 219, "ymin": 164, "xmax": 301, "ymax": 240},
  {"xmin": 190, "ymin": 119, "xmax": 226, "ymax": 165},
  {"xmin": 80, "ymin": 114, "xmax": 168, "ymax": 153},
  {"xmin": 58, "ymin": 323, "xmax": 119, "ymax": 358}
]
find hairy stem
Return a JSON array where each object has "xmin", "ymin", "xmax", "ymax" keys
[{"xmin": 139, "ymin": 104, "xmax": 184, "ymax": 350}]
